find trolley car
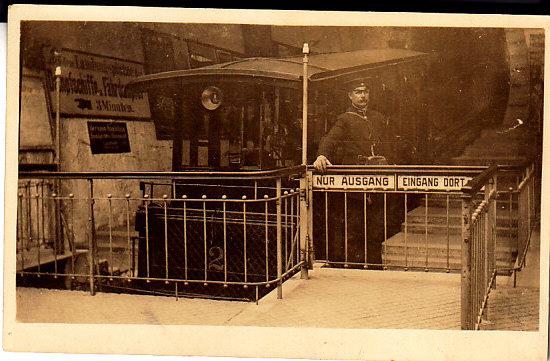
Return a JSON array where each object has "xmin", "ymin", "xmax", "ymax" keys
[{"xmin": 126, "ymin": 48, "xmax": 429, "ymax": 299}]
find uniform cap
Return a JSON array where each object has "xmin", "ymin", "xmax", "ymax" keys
[{"xmin": 342, "ymin": 77, "xmax": 376, "ymax": 92}]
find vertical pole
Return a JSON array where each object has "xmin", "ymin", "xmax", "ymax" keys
[
  {"xmin": 325, "ymin": 191, "xmax": 329, "ymax": 264},
  {"xmin": 424, "ymin": 193, "xmax": 428, "ymax": 271},
  {"xmin": 284, "ymin": 191, "xmax": 288, "ymax": 270},
  {"xmin": 383, "ymin": 193, "xmax": 387, "ymax": 270},
  {"xmin": 53, "ymin": 193, "xmax": 59, "ymax": 275},
  {"xmin": 404, "ymin": 193, "xmax": 408, "ymax": 271},
  {"xmin": 54, "ymin": 67, "xmax": 63, "ymax": 256},
  {"xmin": 17, "ymin": 192, "xmax": 24, "ymax": 271},
  {"xmin": 223, "ymin": 195, "xmax": 228, "ymax": 284},
  {"xmin": 242, "ymin": 195, "xmax": 248, "ymax": 283},
  {"xmin": 307, "ymin": 178, "xmax": 314, "ymax": 270},
  {"xmin": 446, "ymin": 192, "xmax": 450, "ymax": 272},
  {"xmin": 55, "ymin": 66, "xmax": 61, "ymax": 167},
  {"xmin": 182, "ymin": 195, "xmax": 188, "ymax": 280},
  {"xmin": 163, "ymin": 195, "xmax": 169, "ymax": 282},
  {"xmin": 87, "ymin": 179, "xmax": 96, "ymax": 296},
  {"xmin": 344, "ymin": 192, "xmax": 348, "ymax": 267},
  {"xmin": 290, "ymin": 191, "xmax": 295, "ymax": 267},
  {"xmin": 264, "ymin": 195, "xmax": 269, "ymax": 282},
  {"xmin": 125, "ymin": 194, "xmax": 131, "ymax": 278},
  {"xmin": 276, "ymin": 177, "xmax": 283, "ymax": 299},
  {"xmin": 301, "ymin": 43, "xmax": 309, "ymax": 166},
  {"xmin": 108, "ymin": 194, "xmax": 114, "ymax": 278},
  {"xmin": 203, "ymin": 195, "xmax": 208, "ymax": 282},
  {"xmin": 299, "ymin": 174, "xmax": 309, "ymax": 279},
  {"xmin": 461, "ymin": 193, "xmax": 473, "ymax": 329},
  {"xmin": 40, "ymin": 182, "xmax": 46, "ymax": 249},
  {"xmin": 491, "ymin": 177, "xmax": 497, "ymax": 289},
  {"xmin": 509, "ymin": 187, "xmax": 514, "ymax": 258},
  {"xmin": 144, "ymin": 195, "xmax": 150, "ymax": 280},
  {"xmin": 34, "ymin": 192, "xmax": 40, "ymax": 266},
  {"xmin": 364, "ymin": 192, "xmax": 368, "ymax": 269},
  {"xmin": 484, "ymin": 185, "xmax": 491, "ymax": 289}
]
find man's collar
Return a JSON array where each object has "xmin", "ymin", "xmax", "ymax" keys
[{"xmin": 347, "ymin": 105, "xmax": 368, "ymax": 117}]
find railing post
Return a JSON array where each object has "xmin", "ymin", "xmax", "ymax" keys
[
  {"xmin": 461, "ymin": 192, "xmax": 473, "ymax": 330},
  {"xmin": 491, "ymin": 176, "xmax": 497, "ymax": 290},
  {"xmin": 299, "ymin": 171, "xmax": 310, "ymax": 279},
  {"xmin": 276, "ymin": 177, "xmax": 283, "ymax": 299},
  {"xmin": 87, "ymin": 179, "xmax": 96, "ymax": 296},
  {"xmin": 482, "ymin": 178, "xmax": 494, "ymax": 320},
  {"xmin": 307, "ymin": 172, "xmax": 314, "ymax": 269}
]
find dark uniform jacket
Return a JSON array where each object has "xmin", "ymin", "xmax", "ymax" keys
[{"xmin": 317, "ymin": 106, "xmax": 390, "ymax": 164}]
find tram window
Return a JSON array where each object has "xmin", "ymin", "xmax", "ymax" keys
[{"xmin": 174, "ymin": 84, "xmax": 304, "ymax": 170}]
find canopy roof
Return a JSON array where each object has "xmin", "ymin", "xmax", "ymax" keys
[{"xmin": 128, "ymin": 48, "xmax": 427, "ymax": 90}]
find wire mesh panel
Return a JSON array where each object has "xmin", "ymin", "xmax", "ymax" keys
[
  {"xmin": 16, "ymin": 167, "xmax": 305, "ymax": 302},
  {"xmin": 132, "ymin": 184, "xmax": 301, "ymax": 299}
]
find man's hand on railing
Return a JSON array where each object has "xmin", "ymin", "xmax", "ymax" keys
[{"xmin": 313, "ymin": 155, "xmax": 332, "ymax": 173}]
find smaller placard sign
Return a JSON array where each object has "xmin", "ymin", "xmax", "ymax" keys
[
  {"xmin": 313, "ymin": 175, "xmax": 395, "ymax": 190},
  {"xmin": 88, "ymin": 121, "xmax": 131, "ymax": 154},
  {"xmin": 397, "ymin": 175, "xmax": 472, "ymax": 191}
]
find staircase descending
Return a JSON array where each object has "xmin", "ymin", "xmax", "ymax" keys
[
  {"xmin": 383, "ymin": 194, "xmax": 517, "ymax": 271},
  {"xmin": 383, "ymin": 126, "xmax": 530, "ymax": 272},
  {"xmin": 383, "ymin": 29, "xmax": 541, "ymax": 272}
]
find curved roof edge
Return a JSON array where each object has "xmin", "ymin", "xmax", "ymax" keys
[{"xmin": 128, "ymin": 48, "xmax": 428, "ymax": 90}]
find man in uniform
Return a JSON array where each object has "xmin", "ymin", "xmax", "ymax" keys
[{"xmin": 313, "ymin": 78, "xmax": 390, "ymax": 268}]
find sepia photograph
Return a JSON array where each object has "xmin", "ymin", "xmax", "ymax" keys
[{"xmin": 3, "ymin": 6, "xmax": 549, "ymax": 361}]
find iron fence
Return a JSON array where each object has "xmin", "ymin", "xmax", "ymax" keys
[
  {"xmin": 16, "ymin": 162, "xmax": 539, "ymax": 313},
  {"xmin": 308, "ymin": 165, "xmax": 489, "ymax": 272},
  {"xmin": 459, "ymin": 166, "xmax": 498, "ymax": 330},
  {"xmin": 510, "ymin": 161, "xmax": 539, "ymax": 286},
  {"xmin": 16, "ymin": 166, "xmax": 307, "ymax": 302}
]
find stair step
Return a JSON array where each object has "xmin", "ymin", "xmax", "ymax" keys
[
  {"xmin": 383, "ymin": 246, "xmax": 514, "ymax": 262},
  {"xmin": 382, "ymin": 254, "xmax": 513, "ymax": 270},
  {"xmin": 385, "ymin": 232, "xmax": 517, "ymax": 249},
  {"xmin": 425, "ymin": 198, "xmax": 518, "ymax": 209},
  {"xmin": 405, "ymin": 205, "xmax": 518, "ymax": 220},
  {"xmin": 399, "ymin": 223, "xmax": 518, "ymax": 236}
]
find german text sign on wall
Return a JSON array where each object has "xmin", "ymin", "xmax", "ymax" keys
[
  {"xmin": 312, "ymin": 175, "xmax": 395, "ymax": 190},
  {"xmin": 88, "ymin": 121, "xmax": 131, "ymax": 154},
  {"xmin": 44, "ymin": 48, "xmax": 151, "ymax": 118},
  {"xmin": 397, "ymin": 175, "xmax": 472, "ymax": 191}
]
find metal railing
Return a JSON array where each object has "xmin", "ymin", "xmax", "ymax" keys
[
  {"xmin": 16, "ymin": 162, "xmax": 539, "ymax": 313},
  {"xmin": 308, "ymin": 165, "xmax": 488, "ymax": 272},
  {"xmin": 460, "ymin": 166, "xmax": 498, "ymax": 330},
  {"xmin": 17, "ymin": 179, "xmax": 69, "ymax": 276},
  {"xmin": 510, "ymin": 161, "xmax": 539, "ymax": 286},
  {"xmin": 17, "ymin": 166, "xmax": 307, "ymax": 302}
]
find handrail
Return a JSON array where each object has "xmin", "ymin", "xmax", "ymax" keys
[
  {"xmin": 460, "ymin": 165, "xmax": 498, "ymax": 196},
  {"xmin": 309, "ymin": 164, "xmax": 488, "ymax": 176},
  {"xmin": 18, "ymin": 165, "xmax": 306, "ymax": 181}
]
